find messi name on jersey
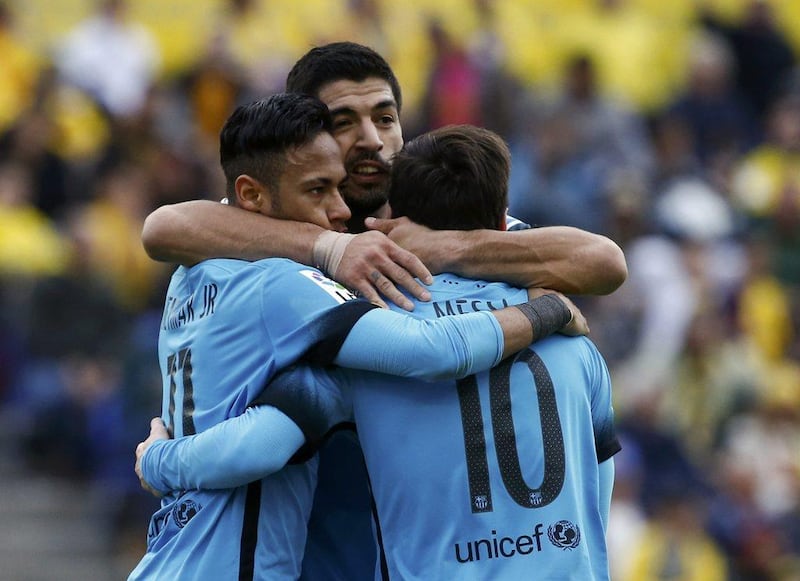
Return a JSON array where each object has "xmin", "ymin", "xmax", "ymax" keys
[{"xmin": 432, "ymin": 297, "xmax": 511, "ymax": 318}]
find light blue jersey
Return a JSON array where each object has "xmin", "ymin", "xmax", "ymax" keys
[
  {"xmin": 299, "ymin": 214, "xmax": 540, "ymax": 580},
  {"xmin": 142, "ymin": 271, "xmax": 619, "ymax": 580},
  {"xmin": 342, "ymin": 275, "xmax": 618, "ymax": 580},
  {"xmin": 130, "ymin": 258, "xmax": 510, "ymax": 581}
]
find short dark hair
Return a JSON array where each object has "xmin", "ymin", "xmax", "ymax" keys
[
  {"xmin": 219, "ymin": 93, "xmax": 332, "ymax": 199},
  {"xmin": 286, "ymin": 42, "xmax": 403, "ymax": 112},
  {"xmin": 388, "ymin": 125, "xmax": 510, "ymax": 231}
]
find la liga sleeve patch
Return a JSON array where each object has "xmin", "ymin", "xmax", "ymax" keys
[{"xmin": 299, "ymin": 269, "xmax": 358, "ymax": 304}]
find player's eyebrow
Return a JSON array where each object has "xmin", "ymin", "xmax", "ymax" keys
[
  {"xmin": 328, "ymin": 99, "xmax": 398, "ymax": 117},
  {"xmin": 328, "ymin": 105, "xmax": 355, "ymax": 118},
  {"xmin": 372, "ymin": 99, "xmax": 398, "ymax": 111},
  {"xmin": 300, "ymin": 176, "xmax": 335, "ymax": 189}
]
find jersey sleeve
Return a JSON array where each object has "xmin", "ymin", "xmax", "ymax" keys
[
  {"xmin": 249, "ymin": 365, "xmax": 354, "ymax": 462},
  {"xmin": 141, "ymin": 364, "xmax": 353, "ymax": 494},
  {"xmin": 261, "ymin": 263, "xmax": 507, "ymax": 378},
  {"xmin": 139, "ymin": 406, "xmax": 305, "ymax": 493},
  {"xmin": 259, "ymin": 264, "xmax": 379, "ymax": 368},
  {"xmin": 598, "ymin": 456, "xmax": 615, "ymax": 533},
  {"xmin": 334, "ymin": 307, "xmax": 505, "ymax": 380},
  {"xmin": 582, "ymin": 338, "xmax": 622, "ymax": 463}
]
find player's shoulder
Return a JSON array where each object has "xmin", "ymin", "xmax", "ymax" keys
[
  {"xmin": 535, "ymin": 333, "xmax": 600, "ymax": 357},
  {"xmin": 175, "ymin": 258, "xmax": 282, "ymax": 290},
  {"xmin": 188, "ymin": 256, "xmax": 302, "ymax": 269},
  {"xmin": 248, "ymin": 258, "xmax": 339, "ymax": 284},
  {"xmin": 529, "ymin": 335, "xmax": 608, "ymax": 385},
  {"xmin": 250, "ymin": 257, "xmax": 303, "ymax": 270},
  {"xmin": 412, "ymin": 273, "xmax": 525, "ymax": 318},
  {"xmin": 246, "ymin": 260, "xmax": 362, "ymax": 306},
  {"xmin": 194, "ymin": 257, "xmax": 325, "ymax": 281},
  {"xmin": 184, "ymin": 257, "xmax": 270, "ymax": 274},
  {"xmin": 180, "ymin": 258, "xmax": 333, "ymax": 293},
  {"xmin": 428, "ymin": 273, "xmax": 523, "ymax": 297}
]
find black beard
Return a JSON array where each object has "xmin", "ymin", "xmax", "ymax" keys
[
  {"xmin": 344, "ymin": 188, "xmax": 389, "ymax": 233},
  {"xmin": 341, "ymin": 151, "xmax": 393, "ymax": 232}
]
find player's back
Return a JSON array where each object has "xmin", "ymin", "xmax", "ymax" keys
[
  {"xmin": 132, "ymin": 258, "xmax": 356, "ymax": 580},
  {"xmin": 157, "ymin": 258, "xmax": 359, "ymax": 435},
  {"xmin": 346, "ymin": 274, "xmax": 617, "ymax": 580}
]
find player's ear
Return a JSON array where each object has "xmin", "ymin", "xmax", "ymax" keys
[
  {"xmin": 234, "ymin": 174, "xmax": 269, "ymax": 213},
  {"xmin": 499, "ymin": 211, "xmax": 508, "ymax": 231}
]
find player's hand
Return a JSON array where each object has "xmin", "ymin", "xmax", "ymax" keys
[
  {"xmin": 527, "ymin": 288, "xmax": 589, "ymax": 336},
  {"xmin": 135, "ymin": 417, "xmax": 170, "ymax": 498},
  {"xmin": 365, "ymin": 216, "xmax": 445, "ymax": 271},
  {"xmin": 335, "ymin": 230, "xmax": 432, "ymax": 311}
]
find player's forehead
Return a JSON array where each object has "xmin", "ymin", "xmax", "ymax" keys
[
  {"xmin": 282, "ymin": 132, "xmax": 346, "ymax": 185},
  {"xmin": 317, "ymin": 77, "xmax": 397, "ymax": 115}
]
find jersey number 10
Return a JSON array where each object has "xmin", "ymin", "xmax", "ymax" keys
[{"xmin": 457, "ymin": 348, "xmax": 565, "ymax": 513}]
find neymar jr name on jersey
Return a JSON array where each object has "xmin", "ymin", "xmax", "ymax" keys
[{"xmin": 162, "ymin": 283, "xmax": 219, "ymax": 331}]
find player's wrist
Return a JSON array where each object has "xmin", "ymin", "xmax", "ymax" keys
[
  {"xmin": 312, "ymin": 231, "xmax": 357, "ymax": 277},
  {"xmin": 514, "ymin": 294, "xmax": 572, "ymax": 342},
  {"xmin": 140, "ymin": 439, "xmax": 171, "ymax": 496},
  {"xmin": 431, "ymin": 230, "xmax": 469, "ymax": 273}
]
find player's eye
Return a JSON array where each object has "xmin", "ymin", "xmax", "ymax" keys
[{"xmin": 333, "ymin": 117, "xmax": 353, "ymax": 130}]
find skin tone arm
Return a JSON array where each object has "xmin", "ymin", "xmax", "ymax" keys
[
  {"xmin": 141, "ymin": 200, "xmax": 433, "ymax": 310},
  {"xmin": 365, "ymin": 217, "xmax": 628, "ymax": 296},
  {"xmin": 142, "ymin": 201, "xmax": 626, "ymax": 309}
]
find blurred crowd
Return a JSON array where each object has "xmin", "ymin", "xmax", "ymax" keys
[{"xmin": 0, "ymin": 0, "xmax": 798, "ymax": 578}]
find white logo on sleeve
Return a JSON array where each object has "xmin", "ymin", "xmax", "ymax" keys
[{"xmin": 300, "ymin": 270, "xmax": 358, "ymax": 304}]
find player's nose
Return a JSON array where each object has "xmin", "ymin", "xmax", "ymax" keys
[
  {"xmin": 329, "ymin": 190, "xmax": 352, "ymax": 229},
  {"xmin": 356, "ymin": 119, "xmax": 383, "ymax": 151}
]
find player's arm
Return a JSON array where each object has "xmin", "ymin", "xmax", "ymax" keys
[
  {"xmin": 598, "ymin": 458, "xmax": 615, "ymax": 533},
  {"xmin": 366, "ymin": 217, "xmax": 627, "ymax": 295},
  {"xmin": 583, "ymin": 336, "xmax": 620, "ymax": 534},
  {"xmin": 332, "ymin": 292, "xmax": 586, "ymax": 380},
  {"xmin": 137, "ymin": 366, "xmax": 349, "ymax": 496},
  {"xmin": 138, "ymin": 291, "xmax": 578, "ymax": 495},
  {"xmin": 141, "ymin": 200, "xmax": 432, "ymax": 310},
  {"xmin": 136, "ymin": 407, "xmax": 305, "ymax": 496},
  {"xmin": 136, "ymin": 296, "xmax": 585, "ymax": 496}
]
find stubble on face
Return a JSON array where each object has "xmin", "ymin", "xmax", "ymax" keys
[
  {"xmin": 316, "ymin": 78, "xmax": 403, "ymax": 232},
  {"xmin": 340, "ymin": 150, "xmax": 392, "ymax": 222}
]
